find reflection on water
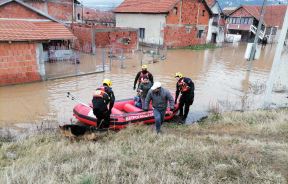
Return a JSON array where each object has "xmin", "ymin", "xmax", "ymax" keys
[{"xmin": 0, "ymin": 43, "xmax": 287, "ymax": 128}]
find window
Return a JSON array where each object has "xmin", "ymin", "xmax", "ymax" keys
[
  {"xmin": 236, "ymin": 18, "xmax": 240, "ymax": 24},
  {"xmin": 202, "ymin": 10, "xmax": 205, "ymax": 16},
  {"xmin": 173, "ymin": 7, "xmax": 178, "ymax": 15},
  {"xmin": 139, "ymin": 28, "xmax": 145, "ymax": 39},
  {"xmin": 77, "ymin": 13, "xmax": 81, "ymax": 20},
  {"xmin": 240, "ymin": 18, "xmax": 245, "ymax": 24},
  {"xmin": 244, "ymin": 18, "xmax": 249, "ymax": 24},
  {"xmin": 197, "ymin": 30, "xmax": 204, "ymax": 38},
  {"xmin": 185, "ymin": 26, "xmax": 191, "ymax": 33},
  {"xmin": 271, "ymin": 27, "xmax": 277, "ymax": 35}
]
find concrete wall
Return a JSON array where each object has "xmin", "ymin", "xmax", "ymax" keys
[
  {"xmin": 0, "ymin": 42, "xmax": 41, "ymax": 86},
  {"xmin": 116, "ymin": 13, "xmax": 166, "ymax": 45}
]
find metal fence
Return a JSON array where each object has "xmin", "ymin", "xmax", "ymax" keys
[
  {"xmin": 139, "ymin": 45, "xmax": 167, "ymax": 66},
  {"xmin": 44, "ymin": 47, "xmax": 107, "ymax": 80}
]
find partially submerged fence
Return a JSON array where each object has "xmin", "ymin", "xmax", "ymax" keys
[{"xmin": 44, "ymin": 47, "xmax": 106, "ymax": 80}]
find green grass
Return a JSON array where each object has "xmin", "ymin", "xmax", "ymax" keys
[
  {"xmin": 172, "ymin": 44, "xmax": 219, "ymax": 50},
  {"xmin": 0, "ymin": 109, "xmax": 288, "ymax": 183}
]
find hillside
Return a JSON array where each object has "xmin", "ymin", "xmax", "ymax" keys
[{"xmin": 1, "ymin": 109, "xmax": 288, "ymax": 183}]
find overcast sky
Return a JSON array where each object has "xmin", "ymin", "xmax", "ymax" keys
[
  {"xmin": 81, "ymin": 0, "xmax": 288, "ymax": 10},
  {"xmin": 82, "ymin": 0, "xmax": 123, "ymax": 9}
]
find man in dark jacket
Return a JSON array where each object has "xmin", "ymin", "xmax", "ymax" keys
[
  {"xmin": 175, "ymin": 72, "xmax": 194, "ymax": 122},
  {"xmin": 133, "ymin": 65, "xmax": 154, "ymax": 90},
  {"xmin": 144, "ymin": 82, "xmax": 174, "ymax": 134},
  {"xmin": 92, "ymin": 79, "xmax": 115, "ymax": 129},
  {"xmin": 138, "ymin": 76, "xmax": 153, "ymax": 109}
]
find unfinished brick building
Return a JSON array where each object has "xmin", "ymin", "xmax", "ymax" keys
[
  {"xmin": 0, "ymin": 0, "xmax": 75, "ymax": 86},
  {"xmin": 71, "ymin": 24, "xmax": 138, "ymax": 53},
  {"xmin": 22, "ymin": 0, "xmax": 80, "ymax": 23},
  {"xmin": 115, "ymin": 0, "xmax": 212, "ymax": 47}
]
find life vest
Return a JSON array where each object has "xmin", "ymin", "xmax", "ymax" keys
[
  {"xmin": 138, "ymin": 72, "xmax": 149, "ymax": 82},
  {"xmin": 178, "ymin": 78, "xmax": 190, "ymax": 92},
  {"xmin": 93, "ymin": 86, "xmax": 110, "ymax": 101}
]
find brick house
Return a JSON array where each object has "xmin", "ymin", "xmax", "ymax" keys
[
  {"xmin": 114, "ymin": 0, "xmax": 212, "ymax": 47},
  {"xmin": 22, "ymin": 0, "xmax": 81, "ymax": 23},
  {"xmin": 0, "ymin": 0, "xmax": 75, "ymax": 86},
  {"xmin": 76, "ymin": 7, "xmax": 115, "ymax": 26},
  {"xmin": 205, "ymin": 0, "xmax": 225, "ymax": 43},
  {"xmin": 226, "ymin": 5, "xmax": 287, "ymax": 43}
]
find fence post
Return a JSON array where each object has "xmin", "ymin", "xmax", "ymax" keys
[
  {"xmin": 109, "ymin": 47, "xmax": 112, "ymax": 71},
  {"xmin": 75, "ymin": 51, "xmax": 80, "ymax": 75},
  {"xmin": 102, "ymin": 48, "xmax": 105, "ymax": 71},
  {"xmin": 120, "ymin": 49, "xmax": 124, "ymax": 69}
]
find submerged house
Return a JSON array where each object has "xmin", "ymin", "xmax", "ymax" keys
[
  {"xmin": 226, "ymin": 5, "xmax": 287, "ymax": 43},
  {"xmin": 114, "ymin": 0, "xmax": 212, "ymax": 47},
  {"xmin": 0, "ymin": 0, "xmax": 75, "ymax": 86}
]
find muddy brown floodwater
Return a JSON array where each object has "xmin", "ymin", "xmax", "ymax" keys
[{"xmin": 0, "ymin": 43, "xmax": 288, "ymax": 129}]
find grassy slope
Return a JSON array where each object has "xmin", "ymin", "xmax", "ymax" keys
[{"xmin": 0, "ymin": 109, "xmax": 288, "ymax": 184}]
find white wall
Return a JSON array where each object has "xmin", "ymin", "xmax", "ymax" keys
[
  {"xmin": 225, "ymin": 34, "xmax": 242, "ymax": 42},
  {"xmin": 116, "ymin": 13, "xmax": 166, "ymax": 45},
  {"xmin": 206, "ymin": 3, "xmax": 225, "ymax": 43}
]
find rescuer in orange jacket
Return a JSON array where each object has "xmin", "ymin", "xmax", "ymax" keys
[
  {"xmin": 175, "ymin": 72, "xmax": 195, "ymax": 122},
  {"xmin": 133, "ymin": 65, "xmax": 154, "ymax": 90},
  {"xmin": 92, "ymin": 79, "xmax": 115, "ymax": 129}
]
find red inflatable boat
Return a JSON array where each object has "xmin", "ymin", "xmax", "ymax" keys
[{"xmin": 73, "ymin": 98, "xmax": 179, "ymax": 130}]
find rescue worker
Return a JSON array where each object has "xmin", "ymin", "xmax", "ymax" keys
[
  {"xmin": 133, "ymin": 65, "xmax": 154, "ymax": 90},
  {"xmin": 175, "ymin": 72, "xmax": 195, "ymax": 122},
  {"xmin": 138, "ymin": 76, "xmax": 153, "ymax": 109},
  {"xmin": 144, "ymin": 82, "xmax": 174, "ymax": 134},
  {"xmin": 92, "ymin": 79, "xmax": 115, "ymax": 129}
]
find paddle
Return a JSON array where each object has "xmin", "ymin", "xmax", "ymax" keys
[{"xmin": 67, "ymin": 92, "xmax": 92, "ymax": 108}]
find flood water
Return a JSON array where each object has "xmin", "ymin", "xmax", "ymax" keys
[{"xmin": 1, "ymin": 43, "xmax": 288, "ymax": 129}]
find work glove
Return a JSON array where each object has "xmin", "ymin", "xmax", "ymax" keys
[{"xmin": 133, "ymin": 86, "xmax": 136, "ymax": 90}]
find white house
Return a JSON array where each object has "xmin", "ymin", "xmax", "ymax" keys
[
  {"xmin": 115, "ymin": 13, "xmax": 166, "ymax": 45},
  {"xmin": 114, "ymin": 0, "xmax": 212, "ymax": 47},
  {"xmin": 206, "ymin": 0, "xmax": 225, "ymax": 43}
]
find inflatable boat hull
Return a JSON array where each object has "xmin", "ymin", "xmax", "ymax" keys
[{"xmin": 73, "ymin": 98, "xmax": 179, "ymax": 129}]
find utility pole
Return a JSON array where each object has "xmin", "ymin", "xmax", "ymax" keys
[
  {"xmin": 263, "ymin": 6, "xmax": 288, "ymax": 108},
  {"xmin": 248, "ymin": 0, "xmax": 267, "ymax": 61},
  {"xmin": 82, "ymin": 0, "xmax": 84, "ymax": 24}
]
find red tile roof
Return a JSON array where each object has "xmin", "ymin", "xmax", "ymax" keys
[
  {"xmin": 114, "ymin": 0, "xmax": 180, "ymax": 13},
  {"xmin": 231, "ymin": 5, "xmax": 288, "ymax": 28},
  {"xmin": 0, "ymin": 20, "xmax": 75, "ymax": 42},
  {"xmin": 81, "ymin": 7, "xmax": 115, "ymax": 23}
]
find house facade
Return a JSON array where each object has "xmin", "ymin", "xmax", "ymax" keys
[
  {"xmin": 205, "ymin": 0, "xmax": 225, "ymax": 43},
  {"xmin": 114, "ymin": 0, "xmax": 212, "ymax": 47},
  {"xmin": 226, "ymin": 5, "xmax": 287, "ymax": 43},
  {"xmin": 0, "ymin": 0, "xmax": 75, "ymax": 86}
]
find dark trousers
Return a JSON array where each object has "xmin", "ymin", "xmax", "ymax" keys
[
  {"xmin": 153, "ymin": 108, "xmax": 166, "ymax": 133},
  {"xmin": 93, "ymin": 109, "xmax": 110, "ymax": 129},
  {"xmin": 179, "ymin": 94, "xmax": 194, "ymax": 119}
]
